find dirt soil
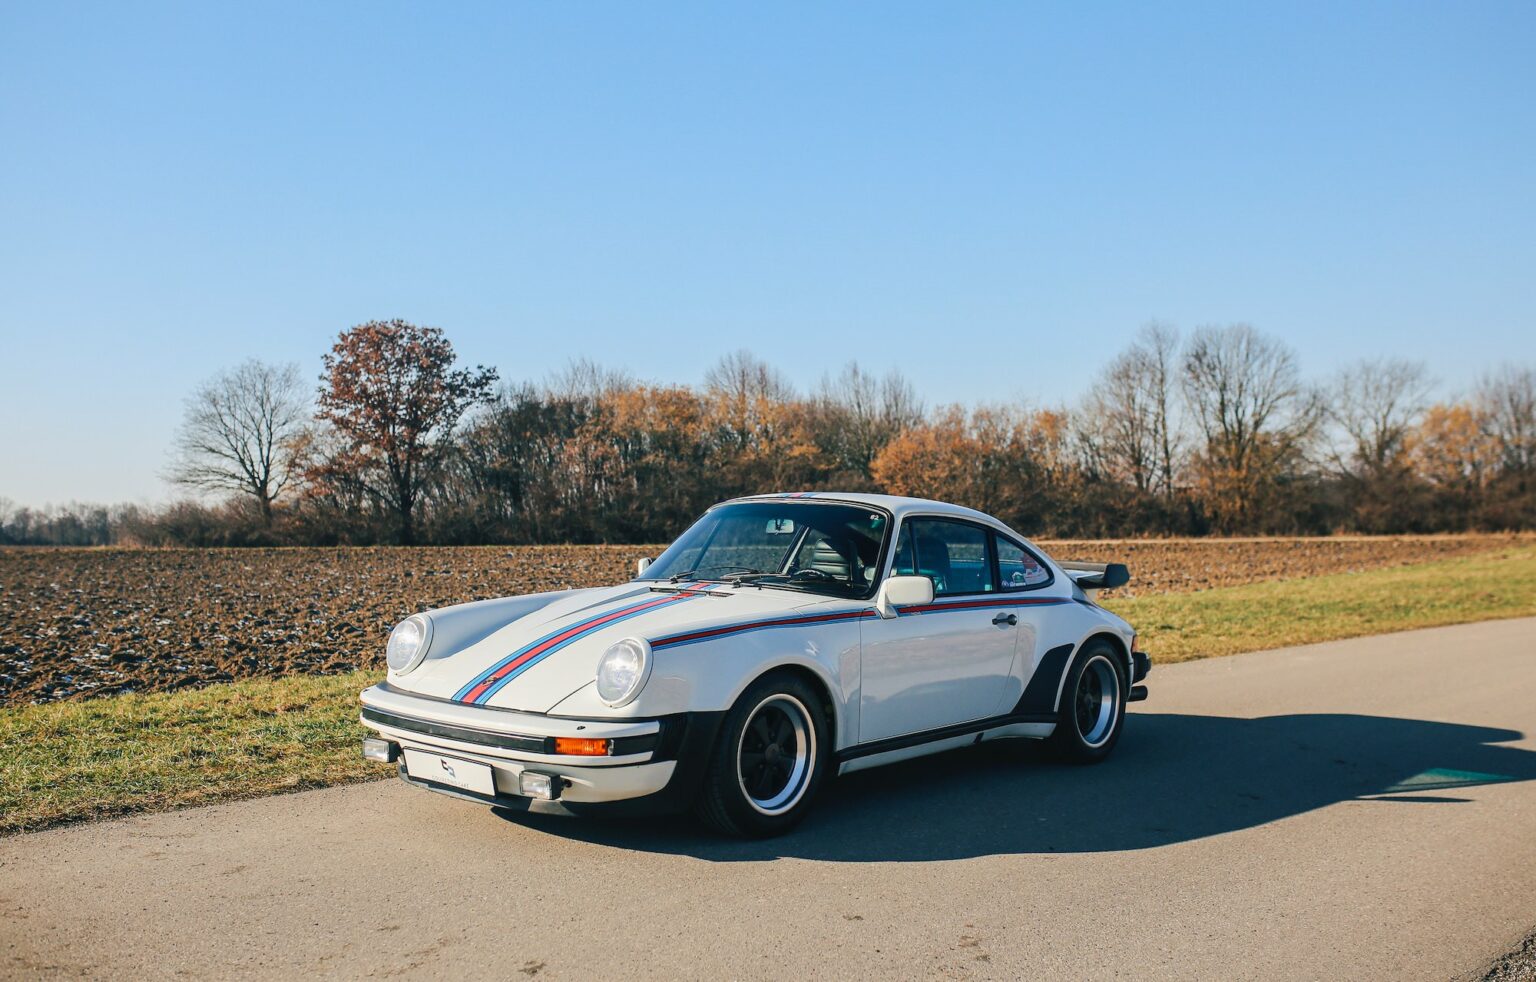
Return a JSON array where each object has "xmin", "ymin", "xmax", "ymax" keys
[{"xmin": 0, "ymin": 536, "xmax": 1524, "ymax": 706}]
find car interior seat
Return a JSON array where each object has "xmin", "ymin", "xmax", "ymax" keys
[{"xmin": 800, "ymin": 534, "xmax": 854, "ymax": 584}]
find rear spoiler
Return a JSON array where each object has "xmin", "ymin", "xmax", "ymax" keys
[{"xmin": 1058, "ymin": 561, "xmax": 1130, "ymax": 592}]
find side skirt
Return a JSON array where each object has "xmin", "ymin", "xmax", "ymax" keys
[{"xmin": 834, "ymin": 713, "xmax": 1057, "ymax": 776}]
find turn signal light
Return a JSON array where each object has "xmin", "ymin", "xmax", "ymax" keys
[{"xmin": 553, "ymin": 737, "xmax": 611, "ymax": 756}]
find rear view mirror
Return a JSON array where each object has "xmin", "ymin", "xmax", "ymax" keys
[
  {"xmin": 876, "ymin": 574, "xmax": 934, "ymax": 618},
  {"xmin": 636, "ymin": 557, "xmax": 653, "ymax": 576}
]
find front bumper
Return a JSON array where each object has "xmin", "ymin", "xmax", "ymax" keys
[
  {"xmin": 358, "ymin": 682, "xmax": 721, "ymax": 810},
  {"xmin": 1132, "ymin": 650, "xmax": 1151, "ymax": 684}
]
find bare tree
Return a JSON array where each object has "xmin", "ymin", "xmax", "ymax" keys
[
  {"xmin": 545, "ymin": 357, "xmax": 635, "ymax": 404},
  {"xmin": 1326, "ymin": 358, "xmax": 1432, "ymax": 477},
  {"xmin": 703, "ymin": 350, "xmax": 796, "ymax": 453},
  {"xmin": 814, "ymin": 362, "xmax": 925, "ymax": 480},
  {"xmin": 1181, "ymin": 325, "xmax": 1320, "ymax": 530},
  {"xmin": 1143, "ymin": 323, "xmax": 1181, "ymax": 494},
  {"xmin": 1082, "ymin": 323, "xmax": 1181, "ymax": 493},
  {"xmin": 1476, "ymin": 365, "xmax": 1536, "ymax": 473},
  {"xmin": 166, "ymin": 359, "xmax": 308, "ymax": 526},
  {"xmin": 0, "ymin": 497, "xmax": 16, "ymax": 545},
  {"xmin": 704, "ymin": 350, "xmax": 794, "ymax": 405}
]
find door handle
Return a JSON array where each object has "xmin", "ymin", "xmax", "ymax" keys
[{"xmin": 992, "ymin": 612, "xmax": 1017, "ymax": 626}]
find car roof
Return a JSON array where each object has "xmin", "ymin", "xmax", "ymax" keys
[{"xmin": 727, "ymin": 491, "xmax": 1003, "ymax": 526}]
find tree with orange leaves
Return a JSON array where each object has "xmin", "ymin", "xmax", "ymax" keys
[
  {"xmin": 1410, "ymin": 403, "xmax": 1496, "ymax": 490},
  {"xmin": 313, "ymin": 320, "xmax": 497, "ymax": 544},
  {"xmin": 870, "ymin": 405, "xmax": 1072, "ymax": 531}
]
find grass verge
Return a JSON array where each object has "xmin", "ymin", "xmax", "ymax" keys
[
  {"xmin": 0, "ymin": 671, "xmax": 385, "ymax": 836},
  {"xmin": 1103, "ymin": 544, "xmax": 1536, "ymax": 663},
  {"xmin": 3, "ymin": 545, "xmax": 1534, "ymax": 837}
]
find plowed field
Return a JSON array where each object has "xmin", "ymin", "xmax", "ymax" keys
[{"xmin": 0, "ymin": 536, "xmax": 1524, "ymax": 706}]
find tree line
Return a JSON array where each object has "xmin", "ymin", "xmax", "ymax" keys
[{"xmin": 3, "ymin": 319, "xmax": 1533, "ymax": 547}]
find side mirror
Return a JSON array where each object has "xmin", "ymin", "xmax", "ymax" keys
[
  {"xmin": 636, "ymin": 557, "xmax": 653, "ymax": 576},
  {"xmin": 875, "ymin": 575, "xmax": 934, "ymax": 619}
]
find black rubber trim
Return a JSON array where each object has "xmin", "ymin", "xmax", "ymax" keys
[
  {"xmin": 1011, "ymin": 642, "xmax": 1076, "ymax": 716},
  {"xmin": 612, "ymin": 729, "xmax": 667, "ymax": 758},
  {"xmin": 834, "ymin": 711, "xmax": 1056, "ymax": 764},
  {"xmin": 372, "ymin": 680, "xmax": 632, "ymax": 723},
  {"xmin": 397, "ymin": 761, "xmax": 532, "ymax": 808},
  {"xmin": 1132, "ymin": 651, "xmax": 1151, "ymax": 684},
  {"xmin": 393, "ymin": 711, "xmax": 729, "ymax": 818},
  {"xmin": 362, "ymin": 706, "xmax": 660, "ymax": 758},
  {"xmin": 543, "ymin": 710, "xmax": 728, "ymax": 818}
]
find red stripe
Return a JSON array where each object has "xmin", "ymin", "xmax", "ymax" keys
[
  {"xmin": 652, "ymin": 595, "xmax": 1068, "ymax": 649},
  {"xmin": 462, "ymin": 591, "xmax": 697, "ymax": 702},
  {"xmin": 899, "ymin": 597, "xmax": 1067, "ymax": 615}
]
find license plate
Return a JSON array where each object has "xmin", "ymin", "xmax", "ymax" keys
[{"xmin": 403, "ymin": 749, "xmax": 497, "ymax": 796}]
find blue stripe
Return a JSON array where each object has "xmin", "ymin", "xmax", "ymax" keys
[
  {"xmin": 452, "ymin": 595, "xmax": 666, "ymax": 701},
  {"xmin": 651, "ymin": 609, "xmax": 873, "ymax": 650},
  {"xmin": 472, "ymin": 596, "xmax": 699, "ymax": 704},
  {"xmin": 451, "ymin": 614, "xmax": 611, "ymax": 703},
  {"xmin": 453, "ymin": 585, "xmax": 713, "ymax": 704},
  {"xmin": 650, "ymin": 595, "xmax": 1073, "ymax": 650}
]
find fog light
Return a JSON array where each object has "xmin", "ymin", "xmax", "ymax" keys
[
  {"xmin": 519, "ymin": 771, "xmax": 561, "ymax": 800},
  {"xmin": 553, "ymin": 737, "xmax": 610, "ymax": 756},
  {"xmin": 363, "ymin": 738, "xmax": 398, "ymax": 763}
]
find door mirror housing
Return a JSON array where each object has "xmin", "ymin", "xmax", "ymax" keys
[
  {"xmin": 875, "ymin": 575, "xmax": 934, "ymax": 619},
  {"xmin": 636, "ymin": 557, "xmax": 653, "ymax": 576}
]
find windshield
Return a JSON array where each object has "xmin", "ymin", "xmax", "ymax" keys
[{"xmin": 641, "ymin": 501, "xmax": 892, "ymax": 598}]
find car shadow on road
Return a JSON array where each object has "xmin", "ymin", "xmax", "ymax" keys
[{"xmin": 492, "ymin": 712, "xmax": 1536, "ymax": 862}]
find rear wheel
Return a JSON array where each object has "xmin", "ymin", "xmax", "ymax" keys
[
  {"xmin": 1047, "ymin": 640, "xmax": 1127, "ymax": 763},
  {"xmin": 695, "ymin": 673, "xmax": 828, "ymax": 837}
]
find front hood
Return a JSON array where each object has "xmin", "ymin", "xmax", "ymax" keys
[{"xmin": 395, "ymin": 582, "xmax": 843, "ymax": 713}]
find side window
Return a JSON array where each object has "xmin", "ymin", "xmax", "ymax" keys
[
  {"xmin": 996, "ymin": 536, "xmax": 1051, "ymax": 590},
  {"xmin": 895, "ymin": 519, "xmax": 996, "ymax": 596}
]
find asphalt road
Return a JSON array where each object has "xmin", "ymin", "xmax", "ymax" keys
[{"xmin": 4, "ymin": 618, "xmax": 1536, "ymax": 980}]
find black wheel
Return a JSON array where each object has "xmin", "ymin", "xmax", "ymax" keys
[
  {"xmin": 1047, "ymin": 640, "xmax": 1127, "ymax": 763},
  {"xmin": 694, "ymin": 673, "xmax": 829, "ymax": 837}
]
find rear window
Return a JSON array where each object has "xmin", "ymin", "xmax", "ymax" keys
[{"xmin": 996, "ymin": 536, "xmax": 1051, "ymax": 590}]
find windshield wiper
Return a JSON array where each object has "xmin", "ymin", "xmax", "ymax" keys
[
  {"xmin": 728, "ymin": 570, "xmax": 854, "ymax": 593},
  {"xmin": 668, "ymin": 565, "xmax": 761, "ymax": 582}
]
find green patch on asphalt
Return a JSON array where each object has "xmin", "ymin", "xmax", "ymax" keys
[
  {"xmin": 2, "ymin": 545, "xmax": 1535, "ymax": 836},
  {"xmin": 1376, "ymin": 768, "xmax": 1519, "ymax": 795}
]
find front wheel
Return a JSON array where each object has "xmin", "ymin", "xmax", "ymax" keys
[
  {"xmin": 1047, "ymin": 641, "xmax": 1127, "ymax": 763},
  {"xmin": 694, "ymin": 673, "xmax": 829, "ymax": 837}
]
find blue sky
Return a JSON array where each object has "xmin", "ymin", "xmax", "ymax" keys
[{"xmin": 2, "ymin": 1, "xmax": 1533, "ymax": 507}]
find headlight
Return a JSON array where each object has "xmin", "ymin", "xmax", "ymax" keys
[
  {"xmin": 386, "ymin": 614, "xmax": 433, "ymax": 675},
  {"xmin": 595, "ymin": 637, "xmax": 651, "ymax": 707}
]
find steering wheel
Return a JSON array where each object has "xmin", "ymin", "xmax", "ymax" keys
[{"xmin": 788, "ymin": 567, "xmax": 838, "ymax": 582}]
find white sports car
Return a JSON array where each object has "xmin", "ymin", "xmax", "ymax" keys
[{"xmin": 360, "ymin": 493, "xmax": 1150, "ymax": 837}]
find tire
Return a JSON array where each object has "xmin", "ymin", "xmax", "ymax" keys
[
  {"xmin": 694, "ymin": 672, "xmax": 830, "ymax": 837},
  {"xmin": 1047, "ymin": 640, "xmax": 1127, "ymax": 764}
]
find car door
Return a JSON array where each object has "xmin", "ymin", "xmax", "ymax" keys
[
  {"xmin": 857, "ymin": 517, "xmax": 1020, "ymax": 744},
  {"xmin": 987, "ymin": 533, "xmax": 1057, "ymax": 714}
]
